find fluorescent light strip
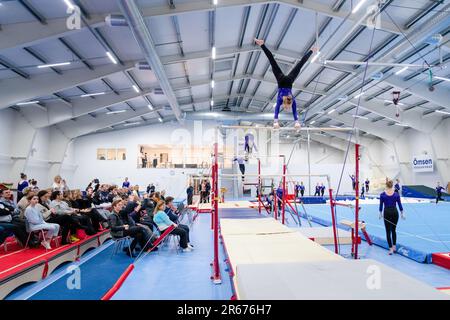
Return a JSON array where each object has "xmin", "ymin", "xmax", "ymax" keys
[
  {"xmin": 211, "ymin": 80, "xmax": 215, "ymax": 88},
  {"xmin": 395, "ymin": 67, "xmax": 408, "ymax": 75},
  {"xmin": 16, "ymin": 101, "xmax": 39, "ymax": 106},
  {"xmin": 148, "ymin": 104, "xmax": 154, "ymax": 110},
  {"xmin": 384, "ymin": 99, "xmax": 404, "ymax": 106},
  {"xmin": 328, "ymin": 109, "xmax": 336, "ymax": 114},
  {"xmin": 132, "ymin": 85, "xmax": 140, "ymax": 93},
  {"xmin": 310, "ymin": 51, "xmax": 321, "ymax": 64},
  {"xmin": 435, "ymin": 76, "xmax": 450, "ymax": 82},
  {"xmin": 213, "ymin": 0, "xmax": 218, "ymax": 5},
  {"xmin": 37, "ymin": 62, "xmax": 71, "ymax": 69},
  {"xmin": 106, "ymin": 110, "xmax": 126, "ymax": 115},
  {"xmin": 211, "ymin": 100, "xmax": 214, "ymax": 107},
  {"xmin": 81, "ymin": 92, "xmax": 105, "ymax": 98},
  {"xmin": 435, "ymin": 109, "xmax": 450, "ymax": 115},
  {"xmin": 352, "ymin": 0, "xmax": 368, "ymax": 14},
  {"xmin": 353, "ymin": 92, "xmax": 365, "ymax": 99},
  {"xmin": 64, "ymin": 0, "xmax": 75, "ymax": 10},
  {"xmin": 212, "ymin": 47, "xmax": 216, "ymax": 60},
  {"xmin": 106, "ymin": 51, "xmax": 117, "ymax": 64},
  {"xmin": 124, "ymin": 122, "xmax": 140, "ymax": 127},
  {"xmin": 310, "ymin": 120, "xmax": 316, "ymax": 124},
  {"xmin": 158, "ymin": 117, "xmax": 163, "ymax": 122},
  {"xmin": 352, "ymin": 115, "xmax": 369, "ymax": 120},
  {"xmin": 395, "ymin": 123, "xmax": 408, "ymax": 127}
]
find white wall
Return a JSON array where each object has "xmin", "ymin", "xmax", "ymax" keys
[{"xmin": 69, "ymin": 120, "xmax": 219, "ymax": 197}]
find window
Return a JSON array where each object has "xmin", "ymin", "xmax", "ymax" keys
[{"xmin": 97, "ymin": 148, "xmax": 126, "ymax": 161}]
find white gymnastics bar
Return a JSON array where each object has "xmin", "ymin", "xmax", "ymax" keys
[
  {"xmin": 219, "ymin": 173, "xmax": 328, "ymax": 178},
  {"xmin": 221, "ymin": 125, "xmax": 355, "ymax": 131},
  {"xmin": 323, "ymin": 60, "xmax": 426, "ymax": 68}
]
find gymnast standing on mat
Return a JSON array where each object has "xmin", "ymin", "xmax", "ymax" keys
[
  {"xmin": 379, "ymin": 179, "xmax": 405, "ymax": 255},
  {"xmin": 255, "ymin": 39, "xmax": 317, "ymax": 129}
]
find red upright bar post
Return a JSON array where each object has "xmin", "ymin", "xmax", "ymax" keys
[
  {"xmin": 210, "ymin": 164, "xmax": 215, "ymax": 230},
  {"xmin": 211, "ymin": 143, "xmax": 221, "ymax": 283},
  {"xmin": 282, "ymin": 158, "xmax": 287, "ymax": 225},
  {"xmin": 274, "ymin": 190, "xmax": 278, "ymax": 220},
  {"xmin": 258, "ymin": 158, "xmax": 262, "ymax": 215},
  {"xmin": 354, "ymin": 143, "xmax": 360, "ymax": 259},
  {"xmin": 328, "ymin": 188, "xmax": 339, "ymax": 254}
]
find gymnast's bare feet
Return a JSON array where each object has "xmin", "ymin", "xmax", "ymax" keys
[{"xmin": 255, "ymin": 38, "xmax": 264, "ymax": 46}]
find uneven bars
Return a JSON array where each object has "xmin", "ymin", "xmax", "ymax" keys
[
  {"xmin": 219, "ymin": 173, "xmax": 329, "ymax": 177},
  {"xmin": 221, "ymin": 125, "xmax": 354, "ymax": 131}
]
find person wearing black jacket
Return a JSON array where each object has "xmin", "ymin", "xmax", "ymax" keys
[
  {"xmin": 186, "ymin": 184, "xmax": 194, "ymax": 205},
  {"xmin": 0, "ymin": 189, "xmax": 29, "ymax": 245},
  {"xmin": 121, "ymin": 198, "xmax": 156, "ymax": 246},
  {"xmin": 108, "ymin": 200, "xmax": 154, "ymax": 257}
]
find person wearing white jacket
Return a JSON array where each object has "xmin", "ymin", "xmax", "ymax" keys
[{"xmin": 25, "ymin": 194, "xmax": 60, "ymax": 249}]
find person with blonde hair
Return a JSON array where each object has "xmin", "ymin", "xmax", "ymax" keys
[
  {"xmin": 153, "ymin": 200, "xmax": 193, "ymax": 252},
  {"xmin": 379, "ymin": 179, "xmax": 405, "ymax": 255},
  {"xmin": 52, "ymin": 175, "xmax": 68, "ymax": 193}
]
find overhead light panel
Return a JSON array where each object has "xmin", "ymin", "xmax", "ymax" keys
[
  {"xmin": 211, "ymin": 80, "xmax": 215, "ymax": 88},
  {"xmin": 37, "ymin": 62, "xmax": 71, "ymax": 69},
  {"xmin": 64, "ymin": 0, "xmax": 75, "ymax": 10},
  {"xmin": 211, "ymin": 100, "xmax": 214, "ymax": 107},
  {"xmin": 81, "ymin": 92, "xmax": 106, "ymax": 98},
  {"xmin": 16, "ymin": 101, "xmax": 39, "ymax": 106},
  {"xmin": 435, "ymin": 76, "xmax": 450, "ymax": 82},
  {"xmin": 158, "ymin": 117, "xmax": 163, "ymax": 122},
  {"xmin": 395, "ymin": 67, "xmax": 408, "ymax": 75},
  {"xmin": 212, "ymin": 47, "xmax": 216, "ymax": 60},
  {"xmin": 310, "ymin": 51, "xmax": 321, "ymax": 64},
  {"xmin": 352, "ymin": 115, "xmax": 369, "ymax": 120},
  {"xmin": 124, "ymin": 122, "xmax": 140, "ymax": 127},
  {"xmin": 106, "ymin": 110, "xmax": 127, "ymax": 115},
  {"xmin": 310, "ymin": 120, "xmax": 316, "ymax": 124},
  {"xmin": 132, "ymin": 85, "xmax": 140, "ymax": 93},
  {"xmin": 394, "ymin": 123, "xmax": 408, "ymax": 127},
  {"xmin": 353, "ymin": 92, "xmax": 365, "ymax": 99},
  {"xmin": 213, "ymin": 0, "xmax": 218, "ymax": 5},
  {"xmin": 106, "ymin": 51, "xmax": 118, "ymax": 64},
  {"xmin": 328, "ymin": 109, "xmax": 336, "ymax": 114},
  {"xmin": 352, "ymin": 0, "xmax": 368, "ymax": 14},
  {"xmin": 148, "ymin": 104, "xmax": 154, "ymax": 110},
  {"xmin": 435, "ymin": 109, "xmax": 450, "ymax": 115}
]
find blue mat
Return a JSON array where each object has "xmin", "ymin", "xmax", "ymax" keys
[
  {"xmin": 13, "ymin": 241, "xmax": 133, "ymax": 300},
  {"xmin": 296, "ymin": 202, "xmax": 450, "ymax": 263}
]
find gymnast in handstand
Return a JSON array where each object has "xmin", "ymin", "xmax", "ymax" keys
[{"xmin": 255, "ymin": 38, "xmax": 317, "ymax": 129}]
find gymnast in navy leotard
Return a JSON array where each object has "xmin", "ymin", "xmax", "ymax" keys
[{"xmin": 255, "ymin": 38, "xmax": 316, "ymax": 129}]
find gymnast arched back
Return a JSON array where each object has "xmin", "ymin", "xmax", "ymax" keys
[{"xmin": 255, "ymin": 38, "xmax": 317, "ymax": 129}]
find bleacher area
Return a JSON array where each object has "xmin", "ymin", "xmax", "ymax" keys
[{"xmin": 0, "ymin": 230, "xmax": 111, "ymax": 299}]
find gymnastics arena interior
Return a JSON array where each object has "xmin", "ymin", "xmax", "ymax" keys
[{"xmin": 0, "ymin": 0, "xmax": 449, "ymax": 304}]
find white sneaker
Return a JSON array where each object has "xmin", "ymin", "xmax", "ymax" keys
[
  {"xmin": 182, "ymin": 247, "xmax": 192, "ymax": 253},
  {"xmin": 273, "ymin": 121, "xmax": 280, "ymax": 129},
  {"xmin": 294, "ymin": 121, "xmax": 301, "ymax": 130},
  {"xmin": 188, "ymin": 244, "xmax": 195, "ymax": 250},
  {"xmin": 41, "ymin": 241, "xmax": 51, "ymax": 250}
]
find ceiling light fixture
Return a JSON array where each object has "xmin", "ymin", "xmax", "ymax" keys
[
  {"xmin": 352, "ymin": 0, "xmax": 368, "ymax": 14},
  {"xmin": 63, "ymin": 0, "xmax": 75, "ymax": 10},
  {"xmin": 211, "ymin": 47, "xmax": 216, "ymax": 60},
  {"xmin": 106, "ymin": 51, "xmax": 118, "ymax": 64},
  {"xmin": 435, "ymin": 76, "xmax": 450, "ymax": 82},
  {"xmin": 81, "ymin": 92, "xmax": 106, "ymax": 97},
  {"xmin": 16, "ymin": 101, "xmax": 39, "ymax": 106},
  {"xmin": 328, "ymin": 109, "xmax": 336, "ymax": 114},
  {"xmin": 132, "ymin": 85, "xmax": 140, "ymax": 93},
  {"xmin": 37, "ymin": 62, "xmax": 71, "ymax": 69},
  {"xmin": 395, "ymin": 67, "xmax": 408, "ymax": 75},
  {"xmin": 148, "ymin": 104, "xmax": 154, "ymax": 110},
  {"xmin": 106, "ymin": 110, "xmax": 126, "ymax": 115}
]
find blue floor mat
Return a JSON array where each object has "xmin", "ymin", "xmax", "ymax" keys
[{"xmin": 297, "ymin": 202, "xmax": 450, "ymax": 263}]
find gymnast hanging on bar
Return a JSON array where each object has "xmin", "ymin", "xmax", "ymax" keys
[{"xmin": 255, "ymin": 38, "xmax": 317, "ymax": 129}]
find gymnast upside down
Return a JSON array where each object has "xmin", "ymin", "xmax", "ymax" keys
[{"xmin": 255, "ymin": 38, "xmax": 317, "ymax": 129}]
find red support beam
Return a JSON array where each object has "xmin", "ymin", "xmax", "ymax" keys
[
  {"xmin": 211, "ymin": 143, "xmax": 221, "ymax": 284},
  {"xmin": 258, "ymin": 158, "xmax": 262, "ymax": 215},
  {"xmin": 282, "ymin": 158, "xmax": 287, "ymax": 225},
  {"xmin": 328, "ymin": 188, "xmax": 339, "ymax": 254},
  {"xmin": 354, "ymin": 143, "xmax": 360, "ymax": 259}
]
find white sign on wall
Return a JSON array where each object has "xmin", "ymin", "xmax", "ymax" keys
[{"xmin": 412, "ymin": 155, "xmax": 434, "ymax": 172}]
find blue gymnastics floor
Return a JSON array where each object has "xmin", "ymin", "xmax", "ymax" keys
[
  {"xmin": 112, "ymin": 213, "xmax": 234, "ymax": 300},
  {"xmin": 295, "ymin": 201, "xmax": 450, "ymax": 263}
]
